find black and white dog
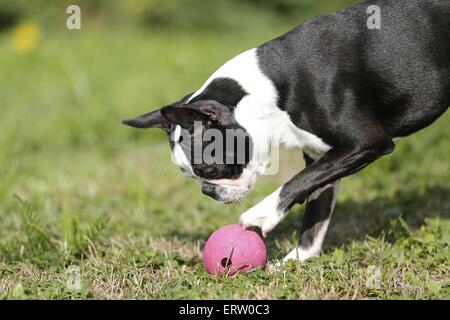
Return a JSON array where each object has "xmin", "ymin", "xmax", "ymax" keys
[{"xmin": 123, "ymin": 0, "xmax": 449, "ymax": 263}]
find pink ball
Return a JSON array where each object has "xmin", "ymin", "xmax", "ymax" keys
[{"xmin": 203, "ymin": 224, "xmax": 267, "ymax": 276}]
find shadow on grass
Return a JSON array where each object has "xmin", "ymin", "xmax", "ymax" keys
[{"xmin": 268, "ymin": 184, "xmax": 450, "ymax": 255}]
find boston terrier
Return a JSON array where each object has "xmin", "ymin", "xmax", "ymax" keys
[{"xmin": 122, "ymin": 0, "xmax": 449, "ymax": 263}]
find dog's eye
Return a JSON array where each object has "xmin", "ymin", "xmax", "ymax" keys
[{"xmin": 203, "ymin": 167, "xmax": 218, "ymax": 179}]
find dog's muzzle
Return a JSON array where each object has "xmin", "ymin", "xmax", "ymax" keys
[{"xmin": 201, "ymin": 182, "xmax": 220, "ymax": 200}]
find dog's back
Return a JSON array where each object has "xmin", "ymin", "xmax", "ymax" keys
[{"xmin": 258, "ymin": 0, "xmax": 449, "ymax": 139}]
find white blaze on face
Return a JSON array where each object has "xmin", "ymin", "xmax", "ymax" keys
[{"xmin": 171, "ymin": 125, "xmax": 194, "ymax": 177}]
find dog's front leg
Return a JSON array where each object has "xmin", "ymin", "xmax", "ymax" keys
[
  {"xmin": 239, "ymin": 187, "xmax": 285, "ymax": 238},
  {"xmin": 240, "ymin": 138, "xmax": 395, "ymax": 238}
]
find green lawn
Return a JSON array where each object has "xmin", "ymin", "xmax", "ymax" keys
[{"xmin": 0, "ymin": 25, "xmax": 449, "ymax": 299}]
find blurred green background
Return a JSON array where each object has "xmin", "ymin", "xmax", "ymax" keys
[
  {"xmin": 0, "ymin": 0, "xmax": 360, "ymax": 152},
  {"xmin": 0, "ymin": 0, "xmax": 448, "ymax": 299}
]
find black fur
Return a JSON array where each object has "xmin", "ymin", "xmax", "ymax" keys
[
  {"xmin": 298, "ymin": 154, "xmax": 338, "ymax": 249},
  {"xmin": 255, "ymin": 0, "xmax": 449, "ymax": 213},
  {"xmin": 189, "ymin": 77, "xmax": 248, "ymax": 107},
  {"xmin": 258, "ymin": 0, "xmax": 449, "ymax": 144}
]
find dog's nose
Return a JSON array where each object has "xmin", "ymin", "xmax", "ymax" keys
[{"xmin": 202, "ymin": 183, "xmax": 218, "ymax": 200}]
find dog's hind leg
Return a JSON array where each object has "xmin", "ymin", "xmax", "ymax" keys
[{"xmin": 283, "ymin": 154, "xmax": 340, "ymax": 262}]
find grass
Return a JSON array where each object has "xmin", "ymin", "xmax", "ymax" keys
[{"xmin": 0, "ymin": 21, "xmax": 449, "ymax": 299}]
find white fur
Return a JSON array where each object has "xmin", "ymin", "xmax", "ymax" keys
[
  {"xmin": 205, "ymin": 167, "xmax": 257, "ymax": 202},
  {"xmin": 283, "ymin": 219, "xmax": 330, "ymax": 262},
  {"xmin": 171, "ymin": 125, "xmax": 194, "ymax": 177},
  {"xmin": 239, "ymin": 187, "xmax": 283, "ymax": 236}
]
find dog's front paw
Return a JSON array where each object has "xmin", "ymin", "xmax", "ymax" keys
[
  {"xmin": 239, "ymin": 206, "xmax": 281, "ymax": 237},
  {"xmin": 239, "ymin": 188, "xmax": 283, "ymax": 237}
]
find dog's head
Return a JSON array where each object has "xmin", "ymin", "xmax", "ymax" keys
[{"xmin": 122, "ymin": 89, "xmax": 260, "ymax": 203}]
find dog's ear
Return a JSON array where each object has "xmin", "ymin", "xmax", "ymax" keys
[
  {"xmin": 122, "ymin": 109, "xmax": 170, "ymax": 130},
  {"xmin": 161, "ymin": 100, "xmax": 235, "ymax": 129}
]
